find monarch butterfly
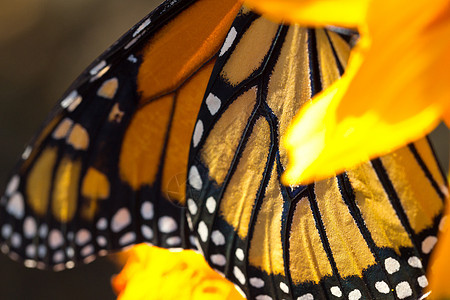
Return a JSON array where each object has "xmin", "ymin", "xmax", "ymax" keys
[{"xmin": 0, "ymin": 0, "xmax": 447, "ymax": 299}]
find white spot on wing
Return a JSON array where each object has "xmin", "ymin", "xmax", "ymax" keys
[
  {"xmin": 141, "ymin": 225, "xmax": 153, "ymax": 240},
  {"xmin": 396, "ymin": 282, "xmax": 412, "ymax": 299},
  {"xmin": 422, "ymin": 236, "xmax": 438, "ymax": 254},
  {"xmin": 220, "ymin": 27, "xmax": 237, "ymax": 56},
  {"xmin": 235, "ymin": 248, "xmax": 244, "ymax": 261},
  {"xmin": 141, "ymin": 201, "xmax": 154, "ymax": 220},
  {"xmin": 5, "ymin": 175, "xmax": 20, "ymax": 196},
  {"xmin": 192, "ymin": 120, "xmax": 203, "ymax": 148},
  {"xmin": 330, "ymin": 286, "xmax": 341, "ymax": 297},
  {"xmin": 249, "ymin": 277, "xmax": 264, "ymax": 288},
  {"xmin": 210, "ymin": 254, "xmax": 226, "ymax": 266},
  {"xmin": 186, "ymin": 214, "xmax": 193, "ymax": 231},
  {"xmin": 408, "ymin": 256, "xmax": 422, "ymax": 268},
  {"xmin": 75, "ymin": 229, "xmax": 91, "ymax": 246},
  {"xmin": 188, "ymin": 166, "xmax": 202, "ymax": 190},
  {"xmin": 49, "ymin": 229, "xmax": 64, "ymax": 249},
  {"xmin": 206, "ymin": 93, "xmax": 221, "ymax": 115},
  {"xmin": 280, "ymin": 282, "xmax": 289, "ymax": 294},
  {"xmin": 83, "ymin": 255, "xmax": 96, "ymax": 264},
  {"xmin": 127, "ymin": 55, "xmax": 138, "ymax": 63},
  {"xmin": 60, "ymin": 90, "xmax": 78, "ymax": 108},
  {"xmin": 25, "ymin": 244, "xmax": 36, "ymax": 257},
  {"xmin": 298, "ymin": 293, "xmax": 314, "ymax": 300},
  {"xmin": 53, "ymin": 250, "xmax": 65, "ymax": 264},
  {"xmin": 97, "ymin": 236, "xmax": 107, "ymax": 247},
  {"xmin": 158, "ymin": 216, "xmax": 178, "ymax": 233},
  {"xmin": 90, "ymin": 62, "xmax": 110, "ymax": 81},
  {"xmin": 124, "ymin": 37, "xmax": 140, "ymax": 50},
  {"xmin": 187, "ymin": 198, "xmax": 198, "ymax": 215},
  {"xmin": 198, "ymin": 221, "xmax": 208, "ymax": 242},
  {"xmin": 255, "ymin": 296, "xmax": 272, "ymax": 300},
  {"xmin": 119, "ymin": 232, "xmax": 136, "ymax": 246},
  {"xmin": 81, "ymin": 244, "xmax": 95, "ymax": 257},
  {"xmin": 233, "ymin": 266, "xmax": 245, "ymax": 285},
  {"xmin": 206, "ymin": 197, "xmax": 216, "ymax": 213},
  {"xmin": 96, "ymin": 218, "xmax": 108, "ymax": 230},
  {"xmin": 24, "ymin": 259, "xmax": 37, "ymax": 268},
  {"xmin": 38, "ymin": 245, "xmax": 47, "ymax": 258},
  {"xmin": 23, "ymin": 216, "xmax": 37, "ymax": 239},
  {"xmin": 111, "ymin": 208, "xmax": 131, "ymax": 232},
  {"xmin": 66, "ymin": 247, "xmax": 74, "ymax": 258},
  {"xmin": 384, "ymin": 257, "xmax": 400, "ymax": 274},
  {"xmin": 60, "ymin": 90, "xmax": 82, "ymax": 112},
  {"xmin": 418, "ymin": 275, "xmax": 428, "ymax": 288},
  {"xmin": 7, "ymin": 192, "xmax": 24, "ymax": 219},
  {"xmin": 39, "ymin": 224, "xmax": 48, "ymax": 238},
  {"xmin": 349, "ymin": 289, "xmax": 362, "ymax": 300},
  {"xmin": 89, "ymin": 60, "xmax": 107, "ymax": 76},
  {"xmin": 10, "ymin": 233, "xmax": 21, "ymax": 248},
  {"xmin": 22, "ymin": 146, "xmax": 32, "ymax": 160},
  {"xmin": 133, "ymin": 18, "xmax": 151, "ymax": 37},
  {"xmin": 211, "ymin": 230, "xmax": 225, "ymax": 246},
  {"xmin": 166, "ymin": 236, "xmax": 181, "ymax": 246}
]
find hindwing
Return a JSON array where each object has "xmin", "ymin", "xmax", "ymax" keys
[{"xmin": 186, "ymin": 12, "xmax": 447, "ymax": 300}]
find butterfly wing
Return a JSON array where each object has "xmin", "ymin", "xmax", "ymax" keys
[
  {"xmin": 187, "ymin": 12, "xmax": 448, "ymax": 299},
  {"xmin": 0, "ymin": 0, "xmax": 243, "ymax": 270}
]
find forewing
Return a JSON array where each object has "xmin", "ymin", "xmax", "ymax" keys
[{"xmin": 0, "ymin": 0, "xmax": 243, "ymax": 270}]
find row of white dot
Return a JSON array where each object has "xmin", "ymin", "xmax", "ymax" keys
[
  {"xmin": 192, "ymin": 93, "xmax": 222, "ymax": 149},
  {"xmin": 297, "ymin": 276, "xmax": 428, "ymax": 300},
  {"xmin": 2, "ymin": 198, "xmax": 175, "ymax": 261},
  {"xmin": 229, "ymin": 256, "xmax": 426, "ymax": 300},
  {"xmin": 187, "ymin": 196, "xmax": 217, "ymax": 216},
  {"xmin": 191, "ymin": 26, "xmax": 239, "ymax": 151}
]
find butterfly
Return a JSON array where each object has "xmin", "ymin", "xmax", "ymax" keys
[{"xmin": 1, "ymin": 0, "xmax": 447, "ymax": 299}]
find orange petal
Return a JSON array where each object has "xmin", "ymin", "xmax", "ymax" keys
[
  {"xmin": 428, "ymin": 188, "xmax": 450, "ymax": 298},
  {"xmin": 113, "ymin": 245, "xmax": 244, "ymax": 300},
  {"xmin": 443, "ymin": 107, "xmax": 450, "ymax": 128},
  {"xmin": 244, "ymin": 0, "xmax": 368, "ymax": 27},
  {"xmin": 283, "ymin": 0, "xmax": 450, "ymax": 185}
]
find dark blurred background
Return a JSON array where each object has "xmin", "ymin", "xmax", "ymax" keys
[
  {"xmin": 0, "ymin": 0, "xmax": 160, "ymax": 299},
  {"xmin": 0, "ymin": 1, "xmax": 448, "ymax": 299}
]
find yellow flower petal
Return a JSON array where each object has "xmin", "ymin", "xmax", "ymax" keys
[
  {"xmin": 244, "ymin": 0, "xmax": 368, "ymax": 27},
  {"xmin": 112, "ymin": 245, "xmax": 244, "ymax": 300},
  {"xmin": 283, "ymin": 0, "xmax": 450, "ymax": 185}
]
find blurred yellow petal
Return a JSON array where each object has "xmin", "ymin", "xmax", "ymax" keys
[
  {"xmin": 244, "ymin": 0, "xmax": 368, "ymax": 27},
  {"xmin": 112, "ymin": 244, "xmax": 244, "ymax": 300},
  {"xmin": 283, "ymin": 0, "xmax": 450, "ymax": 184}
]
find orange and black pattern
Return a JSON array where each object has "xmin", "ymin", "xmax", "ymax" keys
[
  {"xmin": 186, "ymin": 10, "xmax": 447, "ymax": 300},
  {"xmin": 1, "ymin": 0, "xmax": 448, "ymax": 299},
  {"xmin": 0, "ymin": 0, "xmax": 243, "ymax": 270}
]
